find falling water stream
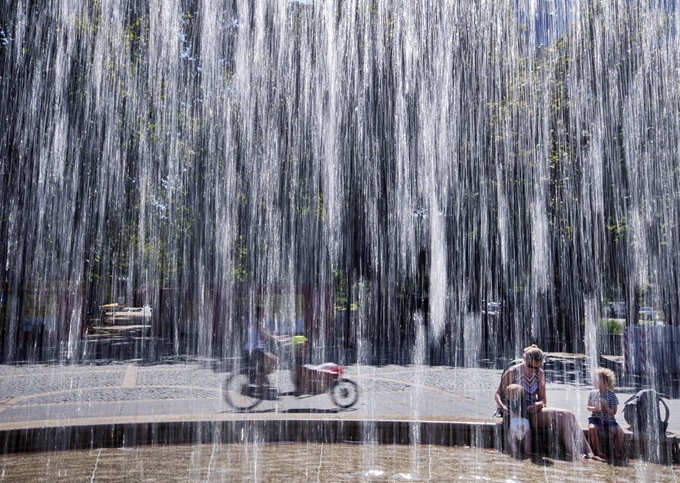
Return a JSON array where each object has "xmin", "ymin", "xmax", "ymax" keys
[
  {"xmin": 2, "ymin": 0, "xmax": 679, "ymax": 363},
  {"xmin": 1, "ymin": 0, "xmax": 679, "ymax": 480}
]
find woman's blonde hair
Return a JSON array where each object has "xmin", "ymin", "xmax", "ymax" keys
[
  {"xmin": 596, "ymin": 367, "xmax": 616, "ymax": 390},
  {"xmin": 523, "ymin": 344, "xmax": 544, "ymax": 362}
]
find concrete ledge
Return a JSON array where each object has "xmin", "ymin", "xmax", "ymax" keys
[
  {"xmin": 1, "ymin": 418, "xmax": 677, "ymax": 465},
  {"xmin": 0, "ymin": 419, "xmax": 502, "ymax": 455},
  {"xmin": 532, "ymin": 428, "xmax": 680, "ymax": 465}
]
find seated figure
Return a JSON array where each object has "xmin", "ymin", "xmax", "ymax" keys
[{"xmin": 506, "ymin": 383, "xmax": 533, "ymax": 458}]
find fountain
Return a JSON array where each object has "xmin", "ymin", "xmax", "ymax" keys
[{"xmin": 0, "ymin": 0, "xmax": 679, "ymax": 479}]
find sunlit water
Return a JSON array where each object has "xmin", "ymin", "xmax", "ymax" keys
[
  {"xmin": 2, "ymin": 0, "xmax": 680, "ymax": 480},
  {"xmin": 2, "ymin": 0, "xmax": 679, "ymax": 365},
  {"xmin": 1, "ymin": 443, "xmax": 677, "ymax": 482}
]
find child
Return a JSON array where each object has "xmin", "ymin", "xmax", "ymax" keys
[
  {"xmin": 587, "ymin": 367, "xmax": 624, "ymax": 461},
  {"xmin": 505, "ymin": 383, "xmax": 533, "ymax": 458}
]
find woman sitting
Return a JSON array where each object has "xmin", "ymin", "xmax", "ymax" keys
[{"xmin": 494, "ymin": 344, "xmax": 600, "ymax": 461}]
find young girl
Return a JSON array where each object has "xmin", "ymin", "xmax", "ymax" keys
[
  {"xmin": 506, "ymin": 384, "xmax": 533, "ymax": 457},
  {"xmin": 587, "ymin": 367, "xmax": 624, "ymax": 461}
]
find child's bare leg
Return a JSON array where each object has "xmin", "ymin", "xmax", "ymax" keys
[
  {"xmin": 588, "ymin": 425, "xmax": 602, "ymax": 457},
  {"xmin": 523, "ymin": 431, "xmax": 534, "ymax": 456},
  {"xmin": 507, "ymin": 435, "xmax": 519, "ymax": 457},
  {"xmin": 611, "ymin": 426, "xmax": 624, "ymax": 459}
]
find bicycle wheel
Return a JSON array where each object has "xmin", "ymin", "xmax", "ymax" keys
[
  {"xmin": 223, "ymin": 373, "xmax": 263, "ymax": 411},
  {"xmin": 330, "ymin": 378, "xmax": 359, "ymax": 408}
]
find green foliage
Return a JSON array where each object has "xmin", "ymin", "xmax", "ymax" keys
[
  {"xmin": 607, "ymin": 217, "xmax": 628, "ymax": 242},
  {"xmin": 598, "ymin": 318, "xmax": 624, "ymax": 335},
  {"xmin": 233, "ymin": 235, "xmax": 250, "ymax": 282}
]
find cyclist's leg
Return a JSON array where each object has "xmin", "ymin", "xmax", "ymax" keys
[
  {"xmin": 261, "ymin": 351, "xmax": 277, "ymax": 386},
  {"xmin": 244, "ymin": 349, "xmax": 269, "ymax": 386}
]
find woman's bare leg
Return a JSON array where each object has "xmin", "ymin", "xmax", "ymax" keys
[
  {"xmin": 612, "ymin": 425, "xmax": 624, "ymax": 459},
  {"xmin": 533, "ymin": 408, "xmax": 593, "ymax": 461}
]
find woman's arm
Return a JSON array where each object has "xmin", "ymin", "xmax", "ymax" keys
[
  {"xmin": 538, "ymin": 369, "xmax": 547, "ymax": 405},
  {"xmin": 494, "ymin": 368, "xmax": 514, "ymax": 413}
]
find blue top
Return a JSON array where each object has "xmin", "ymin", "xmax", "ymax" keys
[
  {"xmin": 588, "ymin": 389, "xmax": 619, "ymax": 422},
  {"xmin": 244, "ymin": 325, "xmax": 265, "ymax": 352},
  {"xmin": 513, "ymin": 365, "xmax": 539, "ymax": 406}
]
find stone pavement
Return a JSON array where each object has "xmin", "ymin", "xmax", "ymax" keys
[
  {"xmin": 0, "ymin": 360, "xmax": 680, "ymax": 434},
  {"xmin": 0, "ymin": 356, "xmax": 678, "ymax": 438}
]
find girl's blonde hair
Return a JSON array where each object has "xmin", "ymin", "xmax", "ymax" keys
[
  {"xmin": 523, "ymin": 344, "xmax": 544, "ymax": 362},
  {"xmin": 596, "ymin": 367, "xmax": 616, "ymax": 390},
  {"xmin": 506, "ymin": 384, "xmax": 525, "ymax": 414}
]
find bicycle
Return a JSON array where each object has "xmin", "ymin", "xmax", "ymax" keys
[{"xmin": 222, "ymin": 360, "xmax": 359, "ymax": 411}]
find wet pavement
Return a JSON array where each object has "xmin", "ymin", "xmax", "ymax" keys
[{"xmin": 3, "ymin": 442, "xmax": 678, "ymax": 482}]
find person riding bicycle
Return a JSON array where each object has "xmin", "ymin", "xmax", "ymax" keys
[{"xmin": 243, "ymin": 306, "xmax": 279, "ymax": 387}]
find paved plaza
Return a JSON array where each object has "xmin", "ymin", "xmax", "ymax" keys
[{"xmin": 0, "ymin": 355, "xmax": 678, "ymax": 437}]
